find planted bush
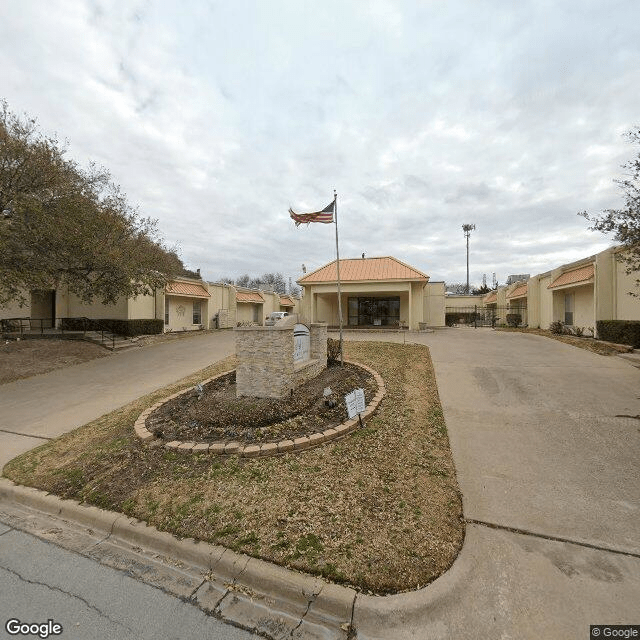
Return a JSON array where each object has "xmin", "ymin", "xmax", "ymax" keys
[
  {"xmin": 327, "ymin": 338, "xmax": 341, "ymax": 366},
  {"xmin": 60, "ymin": 318, "xmax": 164, "ymax": 336},
  {"xmin": 549, "ymin": 321, "xmax": 564, "ymax": 335},
  {"xmin": 506, "ymin": 313, "xmax": 522, "ymax": 327},
  {"xmin": 596, "ymin": 320, "xmax": 640, "ymax": 348}
]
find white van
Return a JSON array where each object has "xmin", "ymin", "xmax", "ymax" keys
[{"xmin": 264, "ymin": 311, "xmax": 289, "ymax": 326}]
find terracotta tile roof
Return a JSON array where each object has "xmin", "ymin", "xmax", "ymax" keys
[
  {"xmin": 548, "ymin": 264, "xmax": 594, "ymax": 289},
  {"xmin": 484, "ymin": 292, "xmax": 497, "ymax": 304},
  {"xmin": 298, "ymin": 256, "xmax": 428, "ymax": 284},
  {"xmin": 236, "ymin": 291, "xmax": 264, "ymax": 303},
  {"xmin": 279, "ymin": 296, "xmax": 295, "ymax": 307},
  {"xmin": 165, "ymin": 281, "xmax": 210, "ymax": 298},
  {"xmin": 507, "ymin": 283, "xmax": 528, "ymax": 299}
]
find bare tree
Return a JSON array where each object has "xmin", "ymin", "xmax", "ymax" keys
[{"xmin": 580, "ymin": 128, "xmax": 640, "ymax": 294}]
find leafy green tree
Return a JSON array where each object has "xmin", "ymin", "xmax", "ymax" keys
[
  {"xmin": 0, "ymin": 102, "xmax": 182, "ymax": 306},
  {"xmin": 581, "ymin": 129, "xmax": 640, "ymax": 293}
]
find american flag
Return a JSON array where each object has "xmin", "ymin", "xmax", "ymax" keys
[{"xmin": 289, "ymin": 200, "xmax": 335, "ymax": 226}]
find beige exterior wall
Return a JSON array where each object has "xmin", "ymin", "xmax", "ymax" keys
[
  {"xmin": 236, "ymin": 301, "xmax": 262, "ymax": 325},
  {"xmin": 128, "ymin": 293, "xmax": 156, "ymax": 320},
  {"xmin": 444, "ymin": 294, "xmax": 484, "ymax": 309},
  {"xmin": 595, "ymin": 249, "xmax": 615, "ymax": 322},
  {"xmin": 614, "ymin": 253, "xmax": 640, "ymax": 320},
  {"xmin": 538, "ymin": 275, "xmax": 553, "ymax": 329},
  {"xmin": 164, "ymin": 295, "xmax": 208, "ymax": 332},
  {"xmin": 65, "ymin": 292, "xmax": 129, "ymax": 321},
  {"xmin": 423, "ymin": 282, "xmax": 445, "ymax": 327},
  {"xmin": 549, "ymin": 284, "xmax": 594, "ymax": 328},
  {"xmin": 0, "ymin": 296, "xmax": 29, "ymax": 320}
]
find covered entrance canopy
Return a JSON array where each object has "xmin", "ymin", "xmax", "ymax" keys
[{"xmin": 297, "ymin": 256, "xmax": 429, "ymax": 330}]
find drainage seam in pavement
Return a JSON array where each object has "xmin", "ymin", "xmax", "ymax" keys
[
  {"xmin": 467, "ymin": 518, "xmax": 640, "ymax": 559},
  {"xmin": 0, "ymin": 429, "xmax": 52, "ymax": 440}
]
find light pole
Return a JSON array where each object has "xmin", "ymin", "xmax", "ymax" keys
[{"xmin": 462, "ymin": 224, "xmax": 475, "ymax": 293}]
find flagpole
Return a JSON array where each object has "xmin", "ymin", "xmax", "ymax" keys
[{"xmin": 333, "ymin": 189, "xmax": 344, "ymax": 366}]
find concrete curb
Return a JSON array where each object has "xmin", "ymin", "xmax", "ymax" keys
[
  {"xmin": 134, "ymin": 360, "xmax": 386, "ymax": 457},
  {"xmin": 0, "ymin": 478, "xmax": 357, "ymax": 639}
]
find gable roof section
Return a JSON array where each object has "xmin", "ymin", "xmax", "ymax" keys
[
  {"xmin": 298, "ymin": 256, "xmax": 428, "ymax": 284},
  {"xmin": 236, "ymin": 291, "xmax": 264, "ymax": 303},
  {"xmin": 548, "ymin": 264, "xmax": 594, "ymax": 289},
  {"xmin": 507, "ymin": 283, "xmax": 528, "ymax": 299},
  {"xmin": 165, "ymin": 281, "xmax": 210, "ymax": 298},
  {"xmin": 280, "ymin": 295, "xmax": 295, "ymax": 307},
  {"xmin": 484, "ymin": 292, "xmax": 497, "ymax": 304}
]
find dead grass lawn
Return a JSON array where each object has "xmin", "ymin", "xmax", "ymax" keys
[
  {"xmin": 0, "ymin": 338, "xmax": 109, "ymax": 384},
  {"xmin": 495, "ymin": 327, "xmax": 630, "ymax": 355},
  {"xmin": 3, "ymin": 341, "xmax": 464, "ymax": 594}
]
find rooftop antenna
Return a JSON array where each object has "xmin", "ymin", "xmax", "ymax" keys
[
  {"xmin": 302, "ymin": 264, "xmax": 307, "ymax": 274},
  {"xmin": 462, "ymin": 223, "xmax": 475, "ymax": 294}
]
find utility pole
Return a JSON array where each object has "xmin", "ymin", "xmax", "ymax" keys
[{"xmin": 462, "ymin": 224, "xmax": 475, "ymax": 294}]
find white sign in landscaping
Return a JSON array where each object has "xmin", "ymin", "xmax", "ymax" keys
[
  {"xmin": 345, "ymin": 388, "xmax": 366, "ymax": 419},
  {"xmin": 293, "ymin": 324, "xmax": 311, "ymax": 363}
]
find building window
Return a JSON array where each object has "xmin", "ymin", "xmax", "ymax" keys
[
  {"xmin": 348, "ymin": 297, "xmax": 400, "ymax": 326},
  {"xmin": 193, "ymin": 300, "xmax": 202, "ymax": 324},
  {"xmin": 164, "ymin": 298, "xmax": 169, "ymax": 325},
  {"xmin": 564, "ymin": 293, "xmax": 574, "ymax": 326}
]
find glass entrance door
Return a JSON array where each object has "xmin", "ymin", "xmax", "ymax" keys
[{"xmin": 348, "ymin": 297, "xmax": 400, "ymax": 326}]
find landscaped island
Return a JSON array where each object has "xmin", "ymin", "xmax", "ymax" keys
[{"xmin": 4, "ymin": 341, "xmax": 464, "ymax": 594}]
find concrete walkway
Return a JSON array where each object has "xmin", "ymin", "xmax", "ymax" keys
[
  {"xmin": 0, "ymin": 331, "xmax": 235, "ymax": 469},
  {"xmin": 1, "ymin": 328, "xmax": 639, "ymax": 638}
]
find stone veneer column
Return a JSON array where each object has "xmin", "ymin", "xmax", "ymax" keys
[
  {"xmin": 235, "ymin": 317, "xmax": 296, "ymax": 398},
  {"xmin": 310, "ymin": 322, "xmax": 327, "ymax": 361}
]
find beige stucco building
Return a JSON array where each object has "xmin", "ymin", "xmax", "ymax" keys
[
  {"xmin": 1, "ymin": 276, "xmax": 300, "ymax": 333},
  {"xmin": 527, "ymin": 247, "xmax": 640, "ymax": 332},
  {"xmin": 478, "ymin": 246, "xmax": 639, "ymax": 332},
  {"xmin": 3, "ymin": 245, "xmax": 637, "ymax": 337},
  {"xmin": 297, "ymin": 256, "xmax": 446, "ymax": 330}
]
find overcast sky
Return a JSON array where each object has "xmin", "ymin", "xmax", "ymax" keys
[{"xmin": 2, "ymin": 1, "xmax": 639, "ymax": 287}]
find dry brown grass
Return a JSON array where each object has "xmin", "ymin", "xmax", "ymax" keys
[
  {"xmin": 495, "ymin": 327, "xmax": 630, "ymax": 355},
  {"xmin": 3, "ymin": 341, "xmax": 464, "ymax": 594},
  {"xmin": 0, "ymin": 338, "xmax": 109, "ymax": 384}
]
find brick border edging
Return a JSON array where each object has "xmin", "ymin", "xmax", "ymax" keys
[{"xmin": 134, "ymin": 360, "xmax": 385, "ymax": 457}]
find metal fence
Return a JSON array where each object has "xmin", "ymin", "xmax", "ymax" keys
[{"xmin": 445, "ymin": 306, "xmax": 528, "ymax": 328}]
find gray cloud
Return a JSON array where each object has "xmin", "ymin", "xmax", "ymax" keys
[{"xmin": 1, "ymin": 0, "xmax": 637, "ymax": 289}]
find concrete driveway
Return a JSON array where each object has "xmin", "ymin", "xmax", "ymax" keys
[
  {"xmin": 343, "ymin": 329, "xmax": 640, "ymax": 638},
  {"xmin": 0, "ymin": 331, "xmax": 235, "ymax": 470},
  {"xmin": 1, "ymin": 328, "xmax": 638, "ymax": 638}
]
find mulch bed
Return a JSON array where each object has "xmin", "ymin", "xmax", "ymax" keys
[{"xmin": 146, "ymin": 363, "xmax": 378, "ymax": 444}]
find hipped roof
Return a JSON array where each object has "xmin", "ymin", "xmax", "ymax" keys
[
  {"xmin": 298, "ymin": 256, "xmax": 428, "ymax": 284},
  {"xmin": 507, "ymin": 283, "xmax": 528, "ymax": 299},
  {"xmin": 280, "ymin": 296, "xmax": 295, "ymax": 306},
  {"xmin": 236, "ymin": 291, "xmax": 265, "ymax": 303},
  {"xmin": 165, "ymin": 281, "xmax": 210, "ymax": 298},
  {"xmin": 548, "ymin": 264, "xmax": 594, "ymax": 289}
]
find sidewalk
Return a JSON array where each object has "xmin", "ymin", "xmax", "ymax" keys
[{"xmin": 0, "ymin": 331, "xmax": 235, "ymax": 468}]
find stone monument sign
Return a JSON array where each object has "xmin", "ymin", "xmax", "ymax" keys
[
  {"xmin": 293, "ymin": 324, "xmax": 310, "ymax": 363},
  {"xmin": 235, "ymin": 316, "xmax": 327, "ymax": 399}
]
